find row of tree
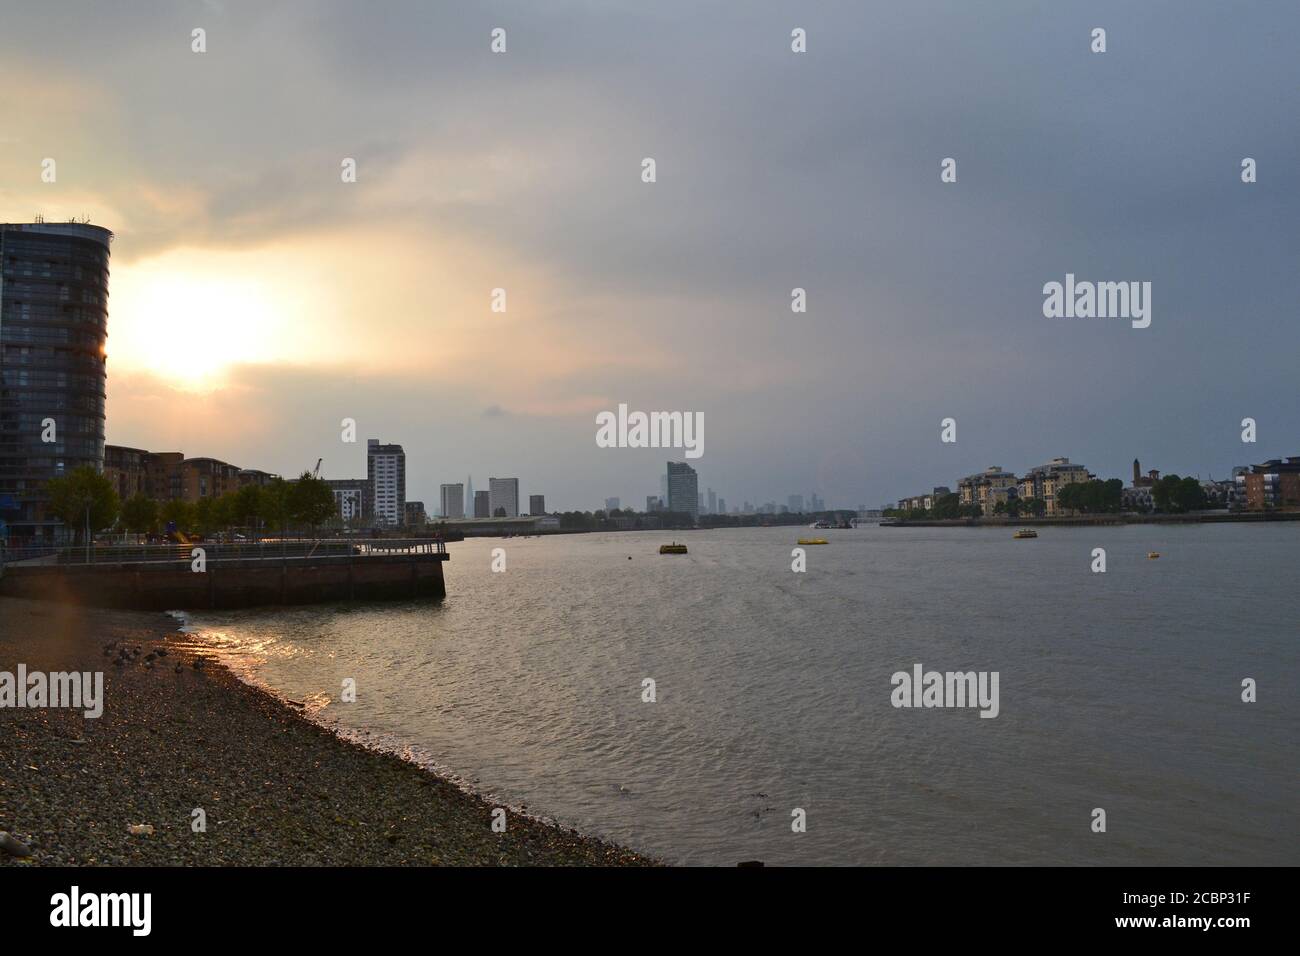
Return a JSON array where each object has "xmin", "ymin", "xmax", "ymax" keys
[
  {"xmin": 43, "ymin": 466, "xmax": 339, "ymax": 542},
  {"xmin": 1054, "ymin": 478, "xmax": 1124, "ymax": 514}
]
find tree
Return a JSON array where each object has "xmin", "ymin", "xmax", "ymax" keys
[
  {"xmin": 120, "ymin": 493, "xmax": 159, "ymax": 535},
  {"xmin": 44, "ymin": 466, "xmax": 119, "ymax": 543},
  {"xmin": 160, "ymin": 498, "xmax": 194, "ymax": 535},
  {"xmin": 287, "ymin": 472, "xmax": 337, "ymax": 533},
  {"xmin": 260, "ymin": 477, "xmax": 291, "ymax": 536},
  {"xmin": 231, "ymin": 483, "xmax": 263, "ymax": 532},
  {"xmin": 493, "ymin": 506, "xmax": 507, "ymax": 517}
]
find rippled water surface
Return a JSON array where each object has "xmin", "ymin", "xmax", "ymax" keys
[{"xmin": 185, "ymin": 524, "xmax": 1299, "ymax": 865}]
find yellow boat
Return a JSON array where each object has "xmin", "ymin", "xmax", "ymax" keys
[
  {"xmin": 1148, "ymin": 551, "xmax": 1160, "ymax": 559},
  {"xmin": 797, "ymin": 538, "xmax": 828, "ymax": 546},
  {"xmin": 659, "ymin": 543, "xmax": 688, "ymax": 554},
  {"xmin": 1013, "ymin": 529, "xmax": 1038, "ymax": 539}
]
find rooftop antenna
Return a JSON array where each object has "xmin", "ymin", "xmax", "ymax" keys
[{"xmin": 34, "ymin": 213, "xmax": 44, "ymax": 223}]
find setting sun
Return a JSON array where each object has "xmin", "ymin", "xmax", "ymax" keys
[{"xmin": 110, "ymin": 249, "xmax": 313, "ymax": 387}]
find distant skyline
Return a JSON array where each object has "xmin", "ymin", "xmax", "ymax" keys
[{"xmin": 3, "ymin": 2, "xmax": 1296, "ymax": 512}]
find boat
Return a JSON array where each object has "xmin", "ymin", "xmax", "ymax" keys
[
  {"xmin": 1012, "ymin": 529, "xmax": 1038, "ymax": 539},
  {"xmin": 659, "ymin": 542, "xmax": 688, "ymax": 554},
  {"xmin": 797, "ymin": 537, "xmax": 829, "ymax": 546},
  {"xmin": 811, "ymin": 520, "xmax": 832, "ymax": 529},
  {"xmin": 1148, "ymin": 551, "xmax": 1160, "ymax": 559}
]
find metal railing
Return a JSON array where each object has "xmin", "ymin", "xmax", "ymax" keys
[{"xmin": 0, "ymin": 537, "xmax": 447, "ymax": 567}]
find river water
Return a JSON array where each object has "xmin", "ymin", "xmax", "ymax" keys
[{"xmin": 183, "ymin": 524, "xmax": 1298, "ymax": 865}]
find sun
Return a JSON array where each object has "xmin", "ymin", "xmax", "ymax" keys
[{"xmin": 109, "ymin": 248, "xmax": 304, "ymax": 389}]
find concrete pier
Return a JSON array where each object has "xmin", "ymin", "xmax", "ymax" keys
[{"xmin": 0, "ymin": 541, "xmax": 449, "ymax": 611}]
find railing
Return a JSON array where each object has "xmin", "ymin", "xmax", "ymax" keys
[{"xmin": 0, "ymin": 537, "xmax": 447, "ymax": 567}]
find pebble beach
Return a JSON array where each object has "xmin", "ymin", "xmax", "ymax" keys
[{"xmin": 0, "ymin": 597, "xmax": 653, "ymax": 866}]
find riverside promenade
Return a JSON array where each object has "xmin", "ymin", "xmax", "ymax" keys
[{"xmin": 0, "ymin": 538, "xmax": 449, "ymax": 611}]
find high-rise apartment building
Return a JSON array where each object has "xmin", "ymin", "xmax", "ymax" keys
[
  {"xmin": 488, "ymin": 477, "xmax": 519, "ymax": 517},
  {"xmin": 367, "ymin": 438, "xmax": 405, "ymax": 525},
  {"xmin": 440, "ymin": 482, "xmax": 464, "ymax": 519},
  {"xmin": 473, "ymin": 489, "xmax": 490, "ymax": 518},
  {"xmin": 529, "ymin": 494, "xmax": 545, "ymax": 515},
  {"xmin": 666, "ymin": 461, "xmax": 699, "ymax": 520},
  {"xmin": 1, "ymin": 222, "xmax": 112, "ymax": 540}
]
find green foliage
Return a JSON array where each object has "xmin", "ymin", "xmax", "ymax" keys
[
  {"xmin": 44, "ymin": 466, "xmax": 120, "ymax": 541},
  {"xmin": 1151, "ymin": 474, "xmax": 1206, "ymax": 513},
  {"xmin": 287, "ymin": 472, "xmax": 337, "ymax": 530},
  {"xmin": 1056, "ymin": 479, "xmax": 1123, "ymax": 514},
  {"xmin": 120, "ymin": 493, "xmax": 159, "ymax": 534},
  {"xmin": 160, "ymin": 498, "xmax": 194, "ymax": 533}
]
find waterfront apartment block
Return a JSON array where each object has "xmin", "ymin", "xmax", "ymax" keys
[
  {"xmin": 404, "ymin": 500, "xmax": 427, "ymax": 527},
  {"xmin": 489, "ymin": 477, "xmax": 520, "ymax": 517},
  {"xmin": 181, "ymin": 457, "xmax": 242, "ymax": 501},
  {"xmin": 1016, "ymin": 458, "xmax": 1091, "ymax": 515},
  {"xmin": 958, "ymin": 466, "xmax": 1019, "ymax": 516},
  {"xmin": 440, "ymin": 482, "xmax": 465, "ymax": 519},
  {"xmin": 666, "ymin": 461, "xmax": 699, "ymax": 519},
  {"xmin": 529, "ymin": 494, "xmax": 545, "ymax": 515},
  {"xmin": 105, "ymin": 446, "xmax": 270, "ymax": 507},
  {"xmin": 324, "ymin": 477, "xmax": 373, "ymax": 523},
  {"xmin": 1241, "ymin": 457, "xmax": 1300, "ymax": 510},
  {"xmin": 102, "ymin": 444, "xmax": 151, "ymax": 501},
  {"xmin": 367, "ymin": 438, "xmax": 406, "ymax": 526},
  {"xmin": 0, "ymin": 221, "xmax": 113, "ymax": 540}
]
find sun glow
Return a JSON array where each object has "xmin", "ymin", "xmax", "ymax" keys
[{"xmin": 109, "ymin": 248, "xmax": 320, "ymax": 389}]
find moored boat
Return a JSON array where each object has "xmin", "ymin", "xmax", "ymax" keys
[{"xmin": 1012, "ymin": 529, "xmax": 1038, "ymax": 539}]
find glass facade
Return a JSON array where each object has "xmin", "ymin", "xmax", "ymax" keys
[{"xmin": 0, "ymin": 222, "xmax": 112, "ymax": 541}]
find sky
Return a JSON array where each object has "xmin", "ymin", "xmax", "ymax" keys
[{"xmin": 2, "ymin": 1, "xmax": 1297, "ymax": 512}]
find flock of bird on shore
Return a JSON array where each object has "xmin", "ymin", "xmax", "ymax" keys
[{"xmin": 102, "ymin": 639, "xmax": 201, "ymax": 674}]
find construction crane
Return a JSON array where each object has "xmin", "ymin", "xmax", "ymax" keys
[{"xmin": 312, "ymin": 458, "xmax": 322, "ymax": 479}]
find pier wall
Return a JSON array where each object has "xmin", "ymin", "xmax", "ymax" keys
[{"xmin": 0, "ymin": 553, "xmax": 448, "ymax": 611}]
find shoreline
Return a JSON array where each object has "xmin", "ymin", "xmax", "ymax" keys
[
  {"xmin": 0, "ymin": 597, "xmax": 655, "ymax": 866},
  {"xmin": 879, "ymin": 511, "xmax": 1300, "ymax": 527}
]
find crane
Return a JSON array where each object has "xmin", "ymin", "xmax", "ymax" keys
[{"xmin": 313, "ymin": 458, "xmax": 322, "ymax": 479}]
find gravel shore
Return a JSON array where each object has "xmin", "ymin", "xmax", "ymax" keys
[{"xmin": 0, "ymin": 597, "xmax": 654, "ymax": 866}]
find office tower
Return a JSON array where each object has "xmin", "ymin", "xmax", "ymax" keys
[
  {"xmin": 440, "ymin": 482, "xmax": 465, "ymax": 519},
  {"xmin": 488, "ymin": 477, "xmax": 518, "ymax": 517},
  {"xmin": 474, "ymin": 489, "xmax": 490, "ymax": 518},
  {"xmin": 698, "ymin": 492, "xmax": 705, "ymax": 514},
  {"xmin": 788, "ymin": 494, "xmax": 804, "ymax": 513},
  {"xmin": 0, "ymin": 222, "xmax": 112, "ymax": 541},
  {"xmin": 605, "ymin": 496, "xmax": 620, "ymax": 512},
  {"xmin": 466, "ymin": 474, "xmax": 474, "ymax": 507},
  {"xmin": 646, "ymin": 495, "xmax": 661, "ymax": 512},
  {"xmin": 666, "ymin": 461, "xmax": 699, "ymax": 519},
  {"xmin": 660, "ymin": 472, "xmax": 668, "ymax": 505},
  {"xmin": 529, "ymin": 494, "xmax": 545, "ymax": 515},
  {"xmin": 367, "ymin": 438, "xmax": 406, "ymax": 526},
  {"xmin": 707, "ymin": 487, "xmax": 717, "ymax": 514},
  {"xmin": 717, "ymin": 497, "xmax": 726, "ymax": 514}
]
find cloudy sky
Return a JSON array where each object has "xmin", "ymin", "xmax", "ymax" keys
[{"xmin": 2, "ymin": 1, "xmax": 1296, "ymax": 511}]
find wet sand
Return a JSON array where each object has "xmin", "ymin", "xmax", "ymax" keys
[{"xmin": 0, "ymin": 597, "xmax": 653, "ymax": 866}]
